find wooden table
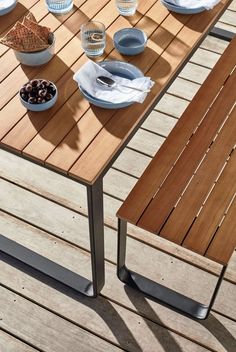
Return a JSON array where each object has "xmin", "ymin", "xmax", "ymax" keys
[{"xmin": 0, "ymin": 0, "xmax": 232, "ymax": 297}]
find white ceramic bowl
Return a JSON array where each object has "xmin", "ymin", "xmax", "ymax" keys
[
  {"xmin": 19, "ymin": 79, "xmax": 58, "ymax": 112},
  {"xmin": 14, "ymin": 32, "xmax": 55, "ymax": 66}
]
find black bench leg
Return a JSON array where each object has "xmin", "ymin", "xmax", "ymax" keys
[{"xmin": 117, "ymin": 218, "xmax": 227, "ymax": 320}]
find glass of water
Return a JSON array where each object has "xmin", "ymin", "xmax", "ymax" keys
[
  {"xmin": 115, "ymin": 0, "xmax": 138, "ymax": 16},
  {"xmin": 45, "ymin": 0, "xmax": 73, "ymax": 14},
  {"xmin": 81, "ymin": 21, "xmax": 106, "ymax": 57}
]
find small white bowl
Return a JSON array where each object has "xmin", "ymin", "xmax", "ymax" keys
[
  {"xmin": 19, "ymin": 79, "xmax": 58, "ymax": 112},
  {"xmin": 14, "ymin": 32, "xmax": 55, "ymax": 66}
]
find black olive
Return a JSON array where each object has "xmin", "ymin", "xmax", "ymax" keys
[
  {"xmin": 37, "ymin": 97, "xmax": 44, "ymax": 103},
  {"xmin": 21, "ymin": 93, "xmax": 28, "ymax": 102},
  {"xmin": 38, "ymin": 89, "xmax": 47, "ymax": 97},
  {"xmin": 25, "ymin": 84, "xmax": 33, "ymax": 92},
  {"xmin": 20, "ymin": 87, "xmax": 26, "ymax": 94},
  {"xmin": 30, "ymin": 79, "xmax": 39, "ymax": 87},
  {"xmin": 45, "ymin": 93, "xmax": 53, "ymax": 101},
  {"xmin": 41, "ymin": 80, "xmax": 50, "ymax": 87},
  {"xmin": 29, "ymin": 91, "xmax": 37, "ymax": 98},
  {"xmin": 48, "ymin": 85, "xmax": 56, "ymax": 95},
  {"xmin": 28, "ymin": 97, "xmax": 37, "ymax": 104}
]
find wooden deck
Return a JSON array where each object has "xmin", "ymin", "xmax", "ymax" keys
[{"xmin": 1, "ymin": 2, "xmax": 236, "ymax": 351}]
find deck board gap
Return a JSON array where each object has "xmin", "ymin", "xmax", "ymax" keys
[{"xmin": 0, "ymin": 327, "xmax": 45, "ymax": 352}]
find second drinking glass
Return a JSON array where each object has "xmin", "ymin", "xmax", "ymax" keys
[
  {"xmin": 45, "ymin": 0, "xmax": 73, "ymax": 14},
  {"xmin": 115, "ymin": 0, "xmax": 138, "ymax": 16},
  {"xmin": 81, "ymin": 21, "xmax": 106, "ymax": 57}
]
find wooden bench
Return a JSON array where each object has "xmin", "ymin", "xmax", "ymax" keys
[{"xmin": 116, "ymin": 35, "xmax": 236, "ymax": 320}]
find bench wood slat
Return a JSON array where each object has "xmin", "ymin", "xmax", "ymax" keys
[
  {"xmin": 182, "ymin": 148, "xmax": 236, "ymax": 260},
  {"xmin": 160, "ymin": 105, "xmax": 236, "ymax": 244},
  {"xmin": 117, "ymin": 36, "xmax": 236, "ymax": 224},
  {"xmin": 206, "ymin": 197, "xmax": 236, "ymax": 265},
  {"xmin": 137, "ymin": 67, "xmax": 236, "ymax": 234}
]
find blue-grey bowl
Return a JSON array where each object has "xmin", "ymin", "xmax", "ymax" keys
[
  {"xmin": 79, "ymin": 60, "xmax": 144, "ymax": 109},
  {"xmin": 19, "ymin": 80, "xmax": 58, "ymax": 112},
  {"xmin": 113, "ymin": 28, "xmax": 147, "ymax": 56},
  {"xmin": 160, "ymin": 0, "xmax": 205, "ymax": 14},
  {"xmin": 14, "ymin": 32, "xmax": 55, "ymax": 66},
  {"xmin": 0, "ymin": 0, "xmax": 17, "ymax": 16}
]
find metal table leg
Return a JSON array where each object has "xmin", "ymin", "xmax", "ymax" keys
[
  {"xmin": 117, "ymin": 218, "xmax": 227, "ymax": 320},
  {"xmin": 0, "ymin": 178, "xmax": 105, "ymax": 297},
  {"xmin": 87, "ymin": 178, "xmax": 105, "ymax": 296}
]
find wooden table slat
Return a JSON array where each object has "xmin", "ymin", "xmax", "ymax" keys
[
  {"xmin": 206, "ymin": 195, "xmax": 236, "ymax": 265},
  {"xmin": 0, "ymin": 0, "xmax": 110, "ymax": 110},
  {"xmin": 0, "ymin": 0, "xmax": 80, "ymax": 82},
  {"xmin": 18, "ymin": 1, "xmax": 167, "ymax": 162},
  {"xmin": 137, "ymin": 66, "xmax": 236, "ymax": 233},
  {"xmin": 161, "ymin": 105, "xmax": 236, "ymax": 244},
  {"xmin": 0, "ymin": 0, "xmax": 233, "ymax": 189},
  {"xmin": 183, "ymin": 147, "xmax": 236, "ymax": 258},
  {"xmin": 117, "ymin": 25, "xmax": 236, "ymax": 223},
  {"xmin": 0, "ymin": 0, "xmax": 39, "ymax": 36},
  {"xmin": 70, "ymin": 4, "xmax": 230, "ymax": 184},
  {"xmin": 45, "ymin": 4, "xmax": 180, "ymax": 170}
]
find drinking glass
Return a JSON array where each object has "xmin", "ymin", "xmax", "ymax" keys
[
  {"xmin": 81, "ymin": 21, "xmax": 106, "ymax": 57},
  {"xmin": 115, "ymin": 0, "xmax": 138, "ymax": 16},
  {"xmin": 45, "ymin": 0, "xmax": 73, "ymax": 14}
]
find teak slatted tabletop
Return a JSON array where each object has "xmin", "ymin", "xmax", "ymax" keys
[{"xmin": 0, "ymin": 0, "xmax": 233, "ymax": 297}]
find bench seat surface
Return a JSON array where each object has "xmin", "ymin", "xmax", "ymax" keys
[{"xmin": 117, "ymin": 36, "xmax": 236, "ymax": 266}]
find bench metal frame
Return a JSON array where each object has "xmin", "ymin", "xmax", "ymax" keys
[{"xmin": 117, "ymin": 218, "xmax": 227, "ymax": 320}]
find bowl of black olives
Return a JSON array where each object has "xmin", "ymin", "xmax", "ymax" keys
[{"xmin": 19, "ymin": 79, "xmax": 58, "ymax": 111}]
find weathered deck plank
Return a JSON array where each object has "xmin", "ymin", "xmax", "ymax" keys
[
  {"xmin": 1, "ymin": 7, "xmax": 236, "ymax": 350},
  {"xmin": 0, "ymin": 330, "xmax": 39, "ymax": 352},
  {"xmin": 1, "ymin": 213, "xmax": 235, "ymax": 352},
  {"xmin": 0, "ymin": 286, "xmax": 123, "ymax": 352}
]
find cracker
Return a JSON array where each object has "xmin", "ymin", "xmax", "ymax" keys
[
  {"xmin": 23, "ymin": 17, "xmax": 50, "ymax": 44},
  {"xmin": 0, "ymin": 22, "xmax": 49, "ymax": 52},
  {"xmin": 25, "ymin": 12, "xmax": 37, "ymax": 23}
]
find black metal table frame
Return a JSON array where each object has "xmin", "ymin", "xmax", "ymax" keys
[{"xmin": 0, "ymin": 26, "xmax": 233, "ymax": 298}]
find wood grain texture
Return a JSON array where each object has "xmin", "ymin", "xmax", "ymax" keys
[
  {"xmin": 0, "ymin": 3, "xmax": 236, "ymax": 351},
  {"xmin": 161, "ymin": 105, "xmax": 236, "ymax": 244},
  {"xmin": 118, "ymin": 36, "xmax": 236, "ymax": 265},
  {"xmin": 38, "ymin": 0, "xmax": 168, "ymax": 170},
  {"xmin": 117, "ymin": 33, "xmax": 236, "ymax": 224},
  {"xmin": 183, "ymin": 148, "xmax": 236, "ymax": 261},
  {"xmin": 138, "ymin": 67, "xmax": 236, "ymax": 234},
  {"xmin": 0, "ymin": 286, "xmax": 121, "ymax": 352},
  {"xmin": 0, "ymin": 330, "xmax": 38, "ymax": 352},
  {"xmin": 1, "ymin": 148, "xmax": 235, "ymax": 283},
  {"xmin": 206, "ymin": 196, "xmax": 236, "ymax": 264},
  {"xmin": 1, "ymin": 0, "xmax": 232, "ymax": 186},
  {"xmin": 1, "ymin": 212, "xmax": 235, "ymax": 350}
]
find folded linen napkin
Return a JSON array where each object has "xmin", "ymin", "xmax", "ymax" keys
[
  {"xmin": 165, "ymin": 0, "xmax": 220, "ymax": 9},
  {"xmin": 73, "ymin": 60, "xmax": 154, "ymax": 104}
]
